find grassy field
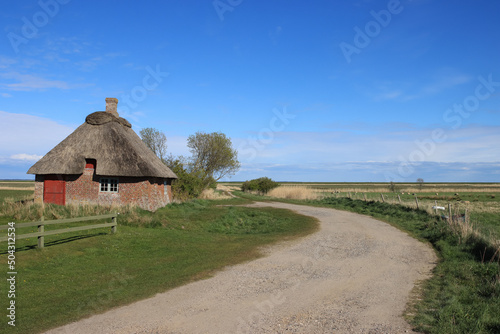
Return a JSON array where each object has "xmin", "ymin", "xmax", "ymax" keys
[
  {"xmin": 233, "ymin": 182, "xmax": 500, "ymax": 333},
  {"xmin": 0, "ymin": 185, "xmax": 318, "ymax": 334}
]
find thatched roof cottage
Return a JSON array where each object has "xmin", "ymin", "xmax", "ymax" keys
[{"xmin": 27, "ymin": 98, "xmax": 177, "ymax": 211}]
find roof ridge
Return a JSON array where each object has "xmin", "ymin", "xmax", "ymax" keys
[{"xmin": 85, "ymin": 111, "xmax": 132, "ymax": 128}]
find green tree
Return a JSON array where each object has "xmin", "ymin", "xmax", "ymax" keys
[
  {"xmin": 141, "ymin": 129, "xmax": 238, "ymax": 200},
  {"xmin": 187, "ymin": 131, "xmax": 240, "ymax": 182},
  {"xmin": 140, "ymin": 127, "xmax": 167, "ymax": 161}
]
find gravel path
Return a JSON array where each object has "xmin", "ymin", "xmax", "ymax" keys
[{"xmin": 47, "ymin": 202, "xmax": 437, "ymax": 334}]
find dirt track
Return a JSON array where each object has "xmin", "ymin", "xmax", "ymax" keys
[{"xmin": 47, "ymin": 202, "xmax": 437, "ymax": 334}]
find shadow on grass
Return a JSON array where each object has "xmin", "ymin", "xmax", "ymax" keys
[
  {"xmin": 0, "ymin": 232, "xmax": 109, "ymax": 254},
  {"xmin": 467, "ymin": 235, "xmax": 500, "ymax": 264}
]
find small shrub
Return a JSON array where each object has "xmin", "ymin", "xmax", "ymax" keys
[{"xmin": 241, "ymin": 177, "xmax": 279, "ymax": 194}]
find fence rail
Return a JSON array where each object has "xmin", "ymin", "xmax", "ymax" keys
[{"xmin": 0, "ymin": 213, "xmax": 118, "ymax": 248}]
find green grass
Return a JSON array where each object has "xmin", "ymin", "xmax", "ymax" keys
[
  {"xmin": 0, "ymin": 196, "xmax": 318, "ymax": 334},
  {"xmin": 412, "ymin": 240, "xmax": 500, "ymax": 333},
  {"xmin": 236, "ymin": 190, "xmax": 500, "ymax": 334},
  {"xmin": 470, "ymin": 212, "xmax": 500, "ymax": 240},
  {"xmin": 0, "ymin": 189, "xmax": 32, "ymax": 203}
]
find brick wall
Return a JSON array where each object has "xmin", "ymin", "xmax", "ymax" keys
[
  {"xmin": 34, "ymin": 175, "xmax": 44, "ymax": 204},
  {"xmin": 35, "ymin": 170, "xmax": 174, "ymax": 211},
  {"xmin": 66, "ymin": 167, "xmax": 98, "ymax": 204}
]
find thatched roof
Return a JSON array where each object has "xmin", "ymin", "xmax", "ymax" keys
[{"xmin": 27, "ymin": 108, "xmax": 177, "ymax": 179}]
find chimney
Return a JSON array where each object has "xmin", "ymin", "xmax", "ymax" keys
[{"xmin": 105, "ymin": 98, "xmax": 119, "ymax": 117}]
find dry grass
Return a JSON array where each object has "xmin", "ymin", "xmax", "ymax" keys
[
  {"xmin": 293, "ymin": 182, "xmax": 500, "ymax": 188},
  {"xmin": 0, "ymin": 181, "xmax": 34, "ymax": 186},
  {"xmin": 0, "ymin": 197, "xmax": 136, "ymax": 222},
  {"xmin": 0, "ymin": 186, "xmax": 35, "ymax": 191},
  {"xmin": 446, "ymin": 206, "xmax": 478, "ymax": 244},
  {"xmin": 199, "ymin": 188, "xmax": 233, "ymax": 200},
  {"xmin": 216, "ymin": 184, "xmax": 240, "ymax": 193},
  {"xmin": 123, "ymin": 209, "xmax": 154, "ymax": 227},
  {"xmin": 267, "ymin": 186, "xmax": 320, "ymax": 200},
  {"xmin": 467, "ymin": 201, "xmax": 500, "ymax": 214}
]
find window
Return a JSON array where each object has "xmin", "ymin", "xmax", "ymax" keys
[{"xmin": 100, "ymin": 178, "xmax": 118, "ymax": 192}]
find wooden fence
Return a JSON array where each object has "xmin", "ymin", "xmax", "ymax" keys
[
  {"xmin": 0, "ymin": 213, "xmax": 118, "ymax": 248},
  {"xmin": 340, "ymin": 191, "xmax": 470, "ymax": 217}
]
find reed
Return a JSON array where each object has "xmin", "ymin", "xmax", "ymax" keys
[
  {"xmin": 267, "ymin": 185, "xmax": 320, "ymax": 200},
  {"xmin": 199, "ymin": 188, "xmax": 233, "ymax": 200}
]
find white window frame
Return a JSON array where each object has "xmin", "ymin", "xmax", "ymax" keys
[{"xmin": 100, "ymin": 178, "xmax": 119, "ymax": 193}]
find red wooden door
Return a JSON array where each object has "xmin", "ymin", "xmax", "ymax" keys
[{"xmin": 44, "ymin": 176, "xmax": 66, "ymax": 205}]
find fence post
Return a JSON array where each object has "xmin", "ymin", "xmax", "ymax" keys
[
  {"xmin": 111, "ymin": 214, "xmax": 117, "ymax": 234},
  {"xmin": 348, "ymin": 192, "xmax": 351, "ymax": 199},
  {"xmin": 363, "ymin": 193, "xmax": 367, "ymax": 202},
  {"xmin": 380, "ymin": 194, "xmax": 385, "ymax": 203},
  {"xmin": 397, "ymin": 194, "xmax": 401, "ymax": 204},
  {"xmin": 414, "ymin": 195, "xmax": 419, "ymax": 209},
  {"xmin": 38, "ymin": 216, "xmax": 44, "ymax": 249},
  {"xmin": 448, "ymin": 203, "xmax": 452, "ymax": 221}
]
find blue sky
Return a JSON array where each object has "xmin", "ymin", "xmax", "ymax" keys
[{"xmin": 1, "ymin": 0, "xmax": 499, "ymax": 182}]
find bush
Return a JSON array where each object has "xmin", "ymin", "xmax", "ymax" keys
[
  {"xmin": 241, "ymin": 177, "xmax": 279, "ymax": 194},
  {"xmin": 166, "ymin": 157, "xmax": 215, "ymax": 201}
]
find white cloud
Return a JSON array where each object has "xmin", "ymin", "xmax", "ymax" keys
[
  {"xmin": 10, "ymin": 153, "xmax": 43, "ymax": 162},
  {"xmin": 232, "ymin": 124, "xmax": 500, "ymax": 166},
  {"xmin": 0, "ymin": 71, "xmax": 70, "ymax": 91},
  {"xmin": 0, "ymin": 111, "xmax": 74, "ymax": 158}
]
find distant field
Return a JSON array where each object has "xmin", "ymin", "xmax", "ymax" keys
[
  {"xmin": 0, "ymin": 181, "xmax": 34, "ymax": 203},
  {"xmin": 221, "ymin": 181, "xmax": 500, "ymax": 192},
  {"xmin": 0, "ymin": 180, "xmax": 35, "ymax": 190}
]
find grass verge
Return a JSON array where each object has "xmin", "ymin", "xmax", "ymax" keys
[{"xmin": 0, "ymin": 196, "xmax": 318, "ymax": 334}]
